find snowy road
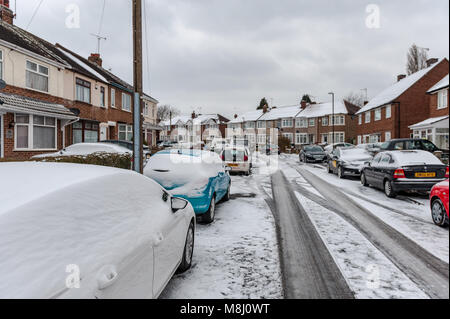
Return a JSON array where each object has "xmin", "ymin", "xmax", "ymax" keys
[
  {"xmin": 160, "ymin": 153, "xmax": 448, "ymax": 299},
  {"xmin": 160, "ymin": 174, "xmax": 283, "ymax": 299}
]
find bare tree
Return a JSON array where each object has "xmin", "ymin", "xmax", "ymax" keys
[
  {"xmin": 407, "ymin": 44, "xmax": 429, "ymax": 75},
  {"xmin": 157, "ymin": 105, "xmax": 181, "ymax": 122},
  {"xmin": 344, "ymin": 91, "xmax": 366, "ymax": 107}
]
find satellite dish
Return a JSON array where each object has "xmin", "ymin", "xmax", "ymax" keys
[{"xmin": 0, "ymin": 80, "xmax": 6, "ymax": 90}]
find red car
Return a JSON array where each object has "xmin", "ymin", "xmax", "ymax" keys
[{"xmin": 430, "ymin": 179, "xmax": 449, "ymax": 227}]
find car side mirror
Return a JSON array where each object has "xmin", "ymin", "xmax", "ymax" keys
[{"xmin": 171, "ymin": 197, "xmax": 188, "ymax": 213}]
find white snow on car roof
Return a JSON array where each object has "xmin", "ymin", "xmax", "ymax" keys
[
  {"xmin": 358, "ymin": 60, "xmax": 443, "ymax": 114},
  {"xmin": 389, "ymin": 150, "xmax": 443, "ymax": 166},
  {"xmin": 0, "ymin": 162, "xmax": 124, "ymax": 216},
  {"xmin": 428, "ymin": 74, "xmax": 449, "ymax": 93},
  {"xmin": 296, "ymin": 101, "xmax": 349, "ymax": 118}
]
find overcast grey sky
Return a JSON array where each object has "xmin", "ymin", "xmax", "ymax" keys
[{"xmin": 13, "ymin": 0, "xmax": 450, "ymax": 119}]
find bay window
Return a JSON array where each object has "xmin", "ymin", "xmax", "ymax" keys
[
  {"xmin": 15, "ymin": 114, "xmax": 57, "ymax": 150},
  {"xmin": 26, "ymin": 61, "xmax": 49, "ymax": 92},
  {"xmin": 295, "ymin": 133, "xmax": 308, "ymax": 145},
  {"xmin": 76, "ymin": 78, "xmax": 91, "ymax": 103}
]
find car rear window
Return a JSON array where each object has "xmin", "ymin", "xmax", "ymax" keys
[{"xmin": 223, "ymin": 150, "xmax": 246, "ymax": 161}]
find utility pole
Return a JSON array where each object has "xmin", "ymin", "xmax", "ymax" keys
[
  {"xmin": 328, "ymin": 92, "xmax": 335, "ymax": 148},
  {"xmin": 132, "ymin": 0, "xmax": 143, "ymax": 173}
]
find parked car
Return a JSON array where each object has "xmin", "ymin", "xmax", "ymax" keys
[
  {"xmin": 324, "ymin": 143, "xmax": 355, "ymax": 155},
  {"xmin": 356, "ymin": 143, "xmax": 383, "ymax": 155},
  {"xmin": 327, "ymin": 147, "xmax": 373, "ymax": 178},
  {"xmin": 101, "ymin": 140, "xmax": 152, "ymax": 159},
  {"xmin": 379, "ymin": 139, "xmax": 449, "ymax": 162},
  {"xmin": 361, "ymin": 150, "xmax": 449, "ymax": 198},
  {"xmin": 32, "ymin": 143, "xmax": 131, "ymax": 159},
  {"xmin": 144, "ymin": 149, "xmax": 231, "ymax": 224},
  {"xmin": 158, "ymin": 141, "xmax": 176, "ymax": 148},
  {"xmin": 0, "ymin": 162, "xmax": 195, "ymax": 299},
  {"xmin": 299, "ymin": 145, "xmax": 327, "ymax": 163},
  {"xmin": 221, "ymin": 147, "xmax": 252, "ymax": 175},
  {"xmin": 265, "ymin": 144, "xmax": 280, "ymax": 155},
  {"xmin": 430, "ymin": 180, "xmax": 449, "ymax": 227}
]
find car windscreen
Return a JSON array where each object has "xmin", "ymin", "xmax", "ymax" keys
[
  {"xmin": 305, "ymin": 146, "xmax": 323, "ymax": 152},
  {"xmin": 223, "ymin": 150, "xmax": 246, "ymax": 161}
]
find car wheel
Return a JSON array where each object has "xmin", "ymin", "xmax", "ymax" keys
[
  {"xmin": 177, "ymin": 222, "xmax": 195, "ymax": 273},
  {"xmin": 338, "ymin": 166, "xmax": 345, "ymax": 179},
  {"xmin": 361, "ymin": 172, "xmax": 369, "ymax": 187},
  {"xmin": 384, "ymin": 180, "xmax": 397, "ymax": 198},
  {"xmin": 431, "ymin": 199, "xmax": 448, "ymax": 227},
  {"xmin": 223, "ymin": 185, "xmax": 231, "ymax": 202},
  {"xmin": 201, "ymin": 196, "xmax": 216, "ymax": 224}
]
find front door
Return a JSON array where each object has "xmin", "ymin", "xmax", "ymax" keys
[{"xmin": 100, "ymin": 126, "xmax": 108, "ymax": 141}]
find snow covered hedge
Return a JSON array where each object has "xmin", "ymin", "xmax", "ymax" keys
[{"xmin": 0, "ymin": 153, "xmax": 133, "ymax": 170}]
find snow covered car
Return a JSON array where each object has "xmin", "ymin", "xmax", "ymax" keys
[
  {"xmin": 220, "ymin": 147, "xmax": 252, "ymax": 175},
  {"xmin": 0, "ymin": 162, "xmax": 195, "ymax": 299},
  {"xmin": 144, "ymin": 149, "xmax": 231, "ymax": 224},
  {"xmin": 430, "ymin": 180, "xmax": 449, "ymax": 227},
  {"xmin": 361, "ymin": 150, "xmax": 449, "ymax": 198},
  {"xmin": 324, "ymin": 143, "xmax": 354, "ymax": 155},
  {"xmin": 32, "ymin": 143, "xmax": 131, "ymax": 159},
  {"xmin": 327, "ymin": 147, "xmax": 373, "ymax": 178},
  {"xmin": 299, "ymin": 145, "xmax": 327, "ymax": 163}
]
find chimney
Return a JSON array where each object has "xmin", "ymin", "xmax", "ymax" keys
[
  {"xmin": 364, "ymin": 101, "xmax": 369, "ymax": 106},
  {"xmin": 88, "ymin": 53, "xmax": 103, "ymax": 67},
  {"xmin": 191, "ymin": 111, "xmax": 196, "ymax": 119},
  {"xmin": 301, "ymin": 101, "xmax": 307, "ymax": 109},
  {"xmin": 397, "ymin": 74, "xmax": 406, "ymax": 82},
  {"xmin": 0, "ymin": 0, "xmax": 14, "ymax": 24},
  {"xmin": 263, "ymin": 104, "xmax": 268, "ymax": 113},
  {"xmin": 426, "ymin": 58, "xmax": 438, "ymax": 68}
]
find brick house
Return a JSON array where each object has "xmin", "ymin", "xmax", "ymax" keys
[
  {"xmin": 0, "ymin": 5, "xmax": 158, "ymax": 160},
  {"xmin": 226, "ymin": 109, "xmax": 265, "ymax": 149},
  {"xmin": 294, "ymin": 101, "xmax": 360, "ymax": 147},
  {"xmin": 258, "ymin": 105, "xmax": 302, "ymax": 146},
  {"xmin": 409, "ymin": 74, "xmax": 449, "ymax": 149},
  {"xmin": 356, "ymin": 58, "xmax": 449, "ymax": 144}
]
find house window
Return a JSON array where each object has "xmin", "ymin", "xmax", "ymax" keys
[
  {"xmin": 143, "ymin": 103, "xmax": 149, "ymax": 116},
  {"xmin": 245, "ymin": 122, "xmax": 255, "ymax": 129},
  {"xmin": 385, "ymin": 131, "xmax": 391, "ymax": 142},
  {"xmin": 282, "ymin": 133, "xmax": 293, "ymax": 143},
  {"xmin": 0, "ymin": 50, "xmax": 3, "ymax": 80},
  {"xmin": 374, "ymin": 108, "xmax": 381, "ymax": 121},
  {"xmin": 365, "ymin": 111, "xmax": 371, "ymax": 123},
  {"xmin": 100, "ymin": 87, "xmax": 106, "ymax": 108},
  {"xmin": 369, "ymin": 134, "xmax": 381, "ymax": 143},
  {"xmin": 331, "ymin": 115, "xmax": 345, "ymax": 126},
  {"xmin": 332, "ymin": 132, "xmax": 345, "ymax": 143},
  {"xmin": 357, "ymin": 136, "xmax": 362, "ymax": 145},
  {"xmin": 282, "ymin": 119, "xmax": 293, "ymax": 128},
  {"xmin": 386, "ymin": 105, "xmax": 391, "ymax": 119},
  {"xmin": 73, "ymin": 122, "xmax": 83, "ymax": 144},
  {"xmin": 257, "ymin": 134, "xmax": 266, "ymax": 144},
  {"xmin": 119, "ymin": 124, "xmax": 133, "ymax": 141},
  {"xmin": 76, "ymin": 78, "xmax": 91, "ymax": 103},
  {"xmin": 295, "ymin": 118, "xmax": 308, "ymax": 128},
  {"xmin": 257, "ymin": 121, "xmax": 266, "ymax": 129},
  {"xmin": 26, "ymin": 61, "xmax": 49, "ymax": 92},
  {"xmin": 111, "ymin": 89, "xmax": 116, "ymax": 108},
  {"xmin": 358, "ymin": 114, "xmax": 362, "ymax": 125},
  {"xmin": 84, "ymin": 122, "xmax": 99, "ymax": 143},
  {"xmin": 15, "ymin": 114, "xmax": 56, "ymax": 150},
  {"xmin": 296, "ymin": 133, "xmax": 308, "ymax": 145},
  {"xmin": 438, "ymin": 90, "xmax": 448, "ymax": 109},
  {"xmin": 122, "ymin": 93, "xmax": 132, "ymax": 112},
  {"xmin": 322, "ymin": 117, "xmax": 329, "ymax": 126},
  {"xmin": 308, "ymin": 118, "xmax": 315, "ymax": 127}
]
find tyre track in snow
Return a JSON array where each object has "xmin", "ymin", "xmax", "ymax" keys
[
  {"xmin": 269, "ymin": 170, "xmax": 354, "ymax": 299},
  {"xmin": 296, "ymin": 167, "xmax": 449, "ymax": 299}
]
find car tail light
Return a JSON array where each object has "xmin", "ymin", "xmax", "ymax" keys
[
  {"xmin": 393, "ymin": 169, "xmax": 406, "ymax": 179},
  {"xmin": 445, "ymin": 166, "xmax": 449, "ymax": 178},
  {"xmin": 244, "ymin": 155, "xmax": 249, "ymax": 162},
  {"xmin": 221, "ymin": 154, "xmax": 225, "ymax": 161}
]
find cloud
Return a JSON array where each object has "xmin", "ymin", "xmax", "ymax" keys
[{"xmin": 13, "ymin": 0, "xmax": 450, "ymax": 119}]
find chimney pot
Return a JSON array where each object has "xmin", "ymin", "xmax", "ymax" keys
[
  {"xmin": 426, "ymin": 58, "xmax": 438, "ymax": 68},
  {"xmin": 364, "ymin": 101, "xmax": 369, "ymax": 106},
  {"xmin": 0, "ymin": 0, "xmax": 14, "ymax": 24},
  {"xmin": 234, "ymin": 114, "xmax": 238, "ymax": 119},
  {"xmin": 397, "ymin": 74, "xmax": 406, "ymax": 82},
  {"xmin": 301, "ymin": 101, "xmax": 307, "ymax": 109},
  {"xmin": 88, "ymin": 53, "xmax": 103, "ymax": 67},
  {"xmin": 191, "ymin": 111, "xmax": 196, "ymax": 119}
]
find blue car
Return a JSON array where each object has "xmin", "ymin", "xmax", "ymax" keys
[{"xmin": 144, "ymin": 149, "xmax": 231, "ymax": 224}]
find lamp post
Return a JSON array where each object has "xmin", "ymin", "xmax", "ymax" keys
[{"xmin": 328, "ymin": 92, "xmax": 335, "ymax": 148}]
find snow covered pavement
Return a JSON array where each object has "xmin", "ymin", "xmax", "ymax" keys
[{"xmin": 160, "ymin": 174, "xmax": 283, "ymax": 299}]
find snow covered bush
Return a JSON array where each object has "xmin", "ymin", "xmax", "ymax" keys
[{"xmin": 32, "ymin": 152, "xmax": 133, "ymax": 170}]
